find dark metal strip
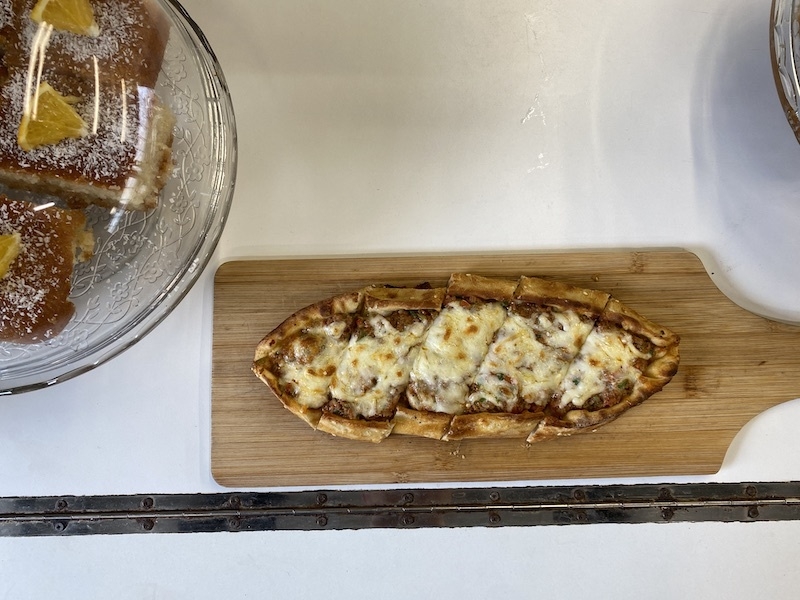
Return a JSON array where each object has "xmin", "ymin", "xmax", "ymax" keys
[{"xmin": 1, "ymin": 481, "xmax": 799, "ymax": 536}]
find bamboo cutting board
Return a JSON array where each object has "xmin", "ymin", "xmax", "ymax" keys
[{"xmin": 211, "ymin": 250, "xmax": 800, "ymax": 488}]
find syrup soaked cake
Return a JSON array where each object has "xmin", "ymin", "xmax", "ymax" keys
[
  {"xmin": 0, "ymin": 195, "xmax": 94, "ymax": 343},
  {"xmin": 0, "ymin": 0, "xmax": 175, "ymax": 211},
  {"xmin": 0, "ymin": 68, "xmax": 175, "ymax": 210},
  {"xmin": 3, "ymin": 0, "xmax": 170, "ymax": 88}
]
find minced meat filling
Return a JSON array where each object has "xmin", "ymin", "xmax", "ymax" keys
[{"xmin": 323, "ymin": 398, "xmax": 394, "ymax": 421}]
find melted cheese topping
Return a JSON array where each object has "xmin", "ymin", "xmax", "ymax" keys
[
  {"xmin": 467, "ymin": 309, "xmax": 594, "ymax": 412},
  {"xmin": 529, "ymin": 309, "xmax": 593, "ymax": 352},
  {"xmin": 407, "ymin": 301, "xmax": 506, "ymax": 414},
  {"xmin": 280, "ymin": 320, "xmax": 350, "ymax": 409},
  {"xmin": 329, "ymin": 315, "xmax": 429, "ymax": 418},
  {"xmin": 557, "ymin": 326, "xmax": 651, "ymax": 409}
]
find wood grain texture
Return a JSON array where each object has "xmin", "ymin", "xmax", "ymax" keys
[{"xmin": 211, "ymin": 250, "xmax": 800, "ymax": 488}]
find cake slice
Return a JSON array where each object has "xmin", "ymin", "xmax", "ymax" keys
[
  {"xmin": 0, "ymin": 195, "xmax": 94, "ymax": 343},
  {"xmin": 3, "ymin": 0, "xmax": 170, "ymax": 89},
  {"xmin": 0, "ymin": 68, "xmax": 175, "ymax": 210},
  {"xmin": 0, "ymin": 0, "xmax": 175, "ymax": 211}
]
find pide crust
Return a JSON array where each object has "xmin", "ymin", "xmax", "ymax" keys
[
  {"xmin": 365, "ymin": 285, "xmax": 445, "ymax": 313},
  {"xmin": 446, "ymin": 273, "xmax": 518, "ymax": 302},
  {"xmin": 444, "ymin": 411, "xmax": 544, "ymax": 441},
  {"xmin": 515, "ymin": 276, "xmax": 609, "ymax": 315},
  {"xmin": 529, "ymin": 399, "xmax": 642, "ymax": 442},
  {"xmin": 252, "ymin": 275, "xmax": 680, "ymax": 444},
  {"xmin": 316, "ymin": 413, "xmax": 394, "ymax": 443},
  {"xmin": 391, "ymin": 405, "xmax": 452, "ymax": 440}
]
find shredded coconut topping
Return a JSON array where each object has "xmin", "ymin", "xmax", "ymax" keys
[
  {"xmin": 0, "ymin": 68, "xmax": 147, "ymax": 185},
  {"xmin": 0, "ymin": 2, "xmax": 12, "ymax": 30},
  {"xmin": 0, "ymin": 0, "xmax": 171, "ymax": 189},
  {"xmin": 17, "ymin": 0, "xmax": 162, "ymax": 82}
]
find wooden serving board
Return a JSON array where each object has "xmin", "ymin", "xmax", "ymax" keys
[{"xmin": 211, "ymin": 250, "xmax": 800, "ymax": 488}]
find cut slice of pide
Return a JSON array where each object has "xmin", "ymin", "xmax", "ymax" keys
[
  {"xmin": 445, "ymin": 276, "xmax": 609, "ymax": 440},
  {"xmin": 506, "ymin": 276, "xmax": 610, "ymax": 410},
  {"xmin": 529, "ymin": 297, "xmax": 680, "ymax": 442},
  {"xmin": 252, "ymin": 291, "xmax": 363, "ymax": 429},
  {"xmin": 316, "ymin": 286, "xmax": 445, "ymax": 443},
  {"xmin": 400, "ymin": 274, "xmax": 515, "ymax": 439}
]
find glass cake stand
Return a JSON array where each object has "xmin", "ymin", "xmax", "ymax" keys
[
  {"xmin": 0, "ymin": 0, "xmax": 237, "ymax": 394},
  {"xmin": 771, "ymin": 0, "xmax": 800, "ymax": 143}
]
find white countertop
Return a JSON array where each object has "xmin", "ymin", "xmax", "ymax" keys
[{"xmin": 2, "ymin": 0, "xmax": 800, "ymax": 597}]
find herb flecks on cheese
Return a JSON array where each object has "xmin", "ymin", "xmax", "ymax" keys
[
  {"xmin": 556, "ymin": 326, "xmax": 652, "ymax": 410},
  {"xmin": 466, "ymin": 308, "xmax": 595, "ymax": 413}
]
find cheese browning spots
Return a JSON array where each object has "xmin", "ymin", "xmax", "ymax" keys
[{"xmin": 252, "ymin": 275, "xmax": 680, "ymax": 443}]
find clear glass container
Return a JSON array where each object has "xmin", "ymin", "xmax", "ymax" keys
[
  {"xmin": 0, "ymin": 0, "xmax": 236, "ymax": 393},
  {"xmin": 772, "ymin": 0, "xmax": 800, "ymax": 143}
]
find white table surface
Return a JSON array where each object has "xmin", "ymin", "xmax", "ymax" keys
[{"xmin": 3, "ymin": 0, "xmax": 800, "ymax": 597}]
